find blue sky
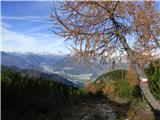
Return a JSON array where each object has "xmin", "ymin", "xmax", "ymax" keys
[
  {"xmin": 1, "ymin": 1, "xmax": 70, "ymax": 54},
  {"xmin": 1, "ymin": 1, "xmax": 160, "ymax": 55}
]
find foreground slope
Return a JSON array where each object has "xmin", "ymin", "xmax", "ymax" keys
[{"xmin": 1, "ymin": 69, "xmax": 118, "ymax": 120}]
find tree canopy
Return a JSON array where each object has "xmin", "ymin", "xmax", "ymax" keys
[{"xmin": 51, "ymin": 1, "xmax": 160, "ymax": 65}]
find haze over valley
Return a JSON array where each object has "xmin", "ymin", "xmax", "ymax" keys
[{"xmin": 1, "ymin": 51, "xmax": 128, "ymax": 86}]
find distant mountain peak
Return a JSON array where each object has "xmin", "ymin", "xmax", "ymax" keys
[{"xmin": 1, "ymin": 51, "xmax": 68, "ymax": 56}]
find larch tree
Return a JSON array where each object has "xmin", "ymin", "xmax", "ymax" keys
[{"xmin": 51, "ymin": 1, "xmax": 160, "ymax": 111}]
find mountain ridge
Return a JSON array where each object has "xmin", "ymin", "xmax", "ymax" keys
[
  {"xmin": 1, "ymin": 65, "xmax": 83, "ymax": 87},
  {"xmin": 1, "ymin": 51, "xmax": 128, "ymax": 82}
]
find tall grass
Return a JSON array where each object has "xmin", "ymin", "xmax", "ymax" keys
[{"xmin": 114, "ymin": 79, "xmax": 133, "ymax": 98}]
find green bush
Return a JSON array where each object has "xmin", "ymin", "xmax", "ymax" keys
[
  {"xmin": 114, "ymin": 79, "xmax": 133, "ymax": 98},
  {"xmin": 145, "ymin": 60, "xmax": 160, "ymax": 100},
  {"xmin": 132, "ymin": 85, "xmax": 142, "ymax": 98}
]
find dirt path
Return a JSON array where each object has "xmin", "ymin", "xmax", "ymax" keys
[
  {"xmin": 62, "ymin": 99, "xmax": 119, "ymax": 120},
  {"xmin": 54, "ymin": 97, "xmax": 158, "ymax": 120}
]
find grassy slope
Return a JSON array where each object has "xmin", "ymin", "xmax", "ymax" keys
[
  {"xmin": 95, "ymin": 63, "xmax": 160, "ymax": 100},
  {"xmin": 94, "ymin": 70, "xmax": 127, "ymax": 90}
]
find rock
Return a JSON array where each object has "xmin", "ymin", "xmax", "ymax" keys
[
  {"xmin": 127, "ymin": 103, "xmax": 155, "ymax": 120},
  {"xmin": 80, "ymin": 101, "xmax": 117, "ymax": 120},
  {"xmin": 108, "ymin": 93, "xmax": 130, "ymax": 104}
]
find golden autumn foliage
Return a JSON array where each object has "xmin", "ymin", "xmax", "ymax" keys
[
  {"xmin": 84, "ymin": 80, "xmax": 97, "ymax": 94},
  {"xmin": 103, "ymin": 82, "xmax": 115, "ymax": 95},
  {"xmin": 126, "ymin": 69, "xmax": 139, "ymax": 87},
  {"xmin": 51, "ymin": 1, "xmax": 159, "ymax": 66}
]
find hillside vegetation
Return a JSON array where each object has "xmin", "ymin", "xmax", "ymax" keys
[
  {"xmin": 2, "ymin": 70, "xmax": 90, "ymax": 120},
  {"xmin": 145, "ymin": 60, "xmax": 160, "ymax": 100},
  {"xmin": 2, "ymin": 60, "xmax": 160, "ymax": 120},
  {"xmin": 95, "ymin": 70, "xmax": 139, "ymax": 101},
  {"xmin": 3, "ymin": 69, "xmax": 123, "ymax": 120},
  {"xmin": 95, "ymin": 60, "xmax": 160, "ymax": 101}
]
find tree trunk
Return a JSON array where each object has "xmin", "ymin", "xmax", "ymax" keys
[
  {"xmin": 120, "ymin": 37, "xmax": 160, "ymax": 112},
  {"xmin": 135, "ymin": 64, "xmax": 160, "ymax": 112},
  {"xmin": 110, "ymin": 16, "xmax": 160, "ymax": 112}
]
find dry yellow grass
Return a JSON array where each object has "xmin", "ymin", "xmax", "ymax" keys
[
  {"xmin": 103, "ymin": 82, "xmax": 115, "ymax": 95},
  {"xmin": 127, "ymin": 60, "xmax": 139, "ymax": 87},
  {"xmin": 84, "ymin": 80, "xmax": 97, "ymax": 94}
]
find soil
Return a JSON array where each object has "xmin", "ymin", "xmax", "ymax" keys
[{"xmin": 56, "ymin": 97, "xmax": 159, "ymax": 120}]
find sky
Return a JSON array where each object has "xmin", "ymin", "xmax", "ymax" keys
[
  {"xmin": 1, "ymin": 1, "xmax": 160, "ymax": 55},
  {"xmin": 1, "ymin": 1, "xmax": 70, "ymax": 55}
]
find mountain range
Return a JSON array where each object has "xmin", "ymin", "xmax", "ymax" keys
[
  {"xmin": 1, "ymin": 65, "xmax": 83, "ymax": 87},
  {"xmin": 1, "ymin": 51, "xmax": 64, "ymax": 71},
  {"xmin": 1, "ymin": 51, "xmax": 128, "ymax": 84}
]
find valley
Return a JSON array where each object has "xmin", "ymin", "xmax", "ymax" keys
[{"xmin": 1, "ymin": 51, "xmax": 127, "ymax": 84}]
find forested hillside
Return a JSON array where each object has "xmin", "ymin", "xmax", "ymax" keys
[{"xmin": 2, "ymin": 70, "xmax": 86, "ymax": 120}]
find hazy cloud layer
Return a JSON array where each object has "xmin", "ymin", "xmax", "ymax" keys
[{"xmin": 1, "ymin": 22, "xmax": 69, "ymax": 54}]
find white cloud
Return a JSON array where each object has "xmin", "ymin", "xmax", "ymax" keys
[
  {"xmin": 1, "ymin": 26, "xmax": 70, "ymax": 54},
  {"xmin": 2, "ymin": 19, "xmax": 51, "ymax": 34},
  {"xmin": 2, "ymin": 16, "xmax": 50, "ymax": 23},
  {"xmin": 1, "ymin": 22, "xmax": 12, "ymax": 28}
]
